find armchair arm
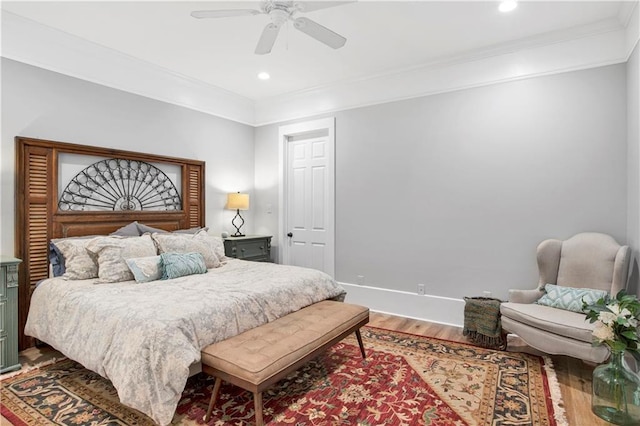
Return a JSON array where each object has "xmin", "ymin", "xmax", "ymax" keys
[{"xmin": 508, "ymin": 288, "xmax": 544, "ymax": 304}]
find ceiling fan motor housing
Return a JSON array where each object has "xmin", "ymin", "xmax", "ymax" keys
[{"xmin": 263, "ymin": 1, "xmax": 296, "ymax": 27}]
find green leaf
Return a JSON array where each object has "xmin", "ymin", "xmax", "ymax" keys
[{"xmin": 611, "ymin": 341, "xmax": 627, "ymax": 352}]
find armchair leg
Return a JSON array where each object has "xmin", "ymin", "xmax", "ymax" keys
[{"xmin": 499, "ymin": 331, "xmax": 508, "ymax": 351}]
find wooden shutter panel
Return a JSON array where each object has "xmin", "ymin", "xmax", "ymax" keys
[
  {"xmin": 187, "ymin": 164, "xmax": 204, "ymax": 228},
  {"xmin": 16, "ymin": 144, "xmax": 53, "ymax": 350}
]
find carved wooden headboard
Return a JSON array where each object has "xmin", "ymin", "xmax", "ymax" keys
[{"xmin": 15, "ymin": 137, "xmax": 206, "ymax": 349}]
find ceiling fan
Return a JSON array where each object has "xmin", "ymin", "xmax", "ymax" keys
[{"xmin": 191, "ymin": 1, "xmax": 348, "ymax": 55}]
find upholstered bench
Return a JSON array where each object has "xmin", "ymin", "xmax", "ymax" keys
[{"xmin": 201, "ymin": 300, "xmax": 369, "ymax": 426}]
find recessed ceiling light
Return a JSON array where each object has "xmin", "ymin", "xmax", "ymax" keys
[
  {"xmin": 499, "ymin": 0, "xmax": 518, "ymax": 13},
  {"xmin": 257, "ymin": 72, "xmax": 270, "ymax": 80}
]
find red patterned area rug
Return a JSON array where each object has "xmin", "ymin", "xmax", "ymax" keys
[{"xmin": 1, "ymin": 326, "xmax": 566, "ymax": 425}]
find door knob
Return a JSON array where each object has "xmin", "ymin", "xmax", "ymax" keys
[{"xmin": 287, "ymin": 232, "xmax": 293, "ymax": 238}]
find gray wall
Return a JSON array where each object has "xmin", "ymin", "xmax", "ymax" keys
[
  {"xmin": 627, "ymin": 43, "xmax": 640, "ymax": 297},
  {"xmin": 255, "ymin": 64, "xmax": 629, "ymax": 300},
  {"xmin": 0, "ymin": 59, "xmax": 255, "ymax": 255},
  {"xmin": 2, "ymin": 57, "xmax": 631, "ymax": 303}
]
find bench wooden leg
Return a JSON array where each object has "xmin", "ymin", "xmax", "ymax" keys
[
  {"xmin": 355, "ymin": 329, "xmax": 366, "ymax": 359},
  {"xmin": 204, "ymin": 377, "xmax": 222, "ymax": 422},
  {"xmin": 253, "ymin": 391, "xmax": 264, "ymax": 426}
]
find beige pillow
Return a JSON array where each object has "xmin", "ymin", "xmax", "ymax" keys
[
  {"xmin": 53, "ymin": 237, "xmax": 99, "ymax": 280},
  {"xmin": 151, "ymin": 232, "xmax": 221, "ymax": 269},
  {"xmin": 86, "ymin": 235, "xmax": 157, "ymax": 283},
  {"xmin": 194, "ymin": 230, "xmax": 228, "ymax": 263}
]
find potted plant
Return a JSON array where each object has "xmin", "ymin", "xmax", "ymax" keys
[{"xmin": 584, "ymin": 290, "xmax": 640, "ymax": 425}]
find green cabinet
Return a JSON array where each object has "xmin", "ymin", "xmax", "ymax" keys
[
  {"xmin": 224, "ymin": 235, "xmax": 272, "ymax": 262},
  {"xmin": 1, "ymin": 256, "xmax": 21, "ymax": 374}
]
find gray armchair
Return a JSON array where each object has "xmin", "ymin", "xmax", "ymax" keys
[{"xmin": 500, "ymin": 232, "xmax": 631, "ymax": 363}]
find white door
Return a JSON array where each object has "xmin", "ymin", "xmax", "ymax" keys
[{"xmin": 279, "ymin": 118, "xmax": 335, "ymax": 277}]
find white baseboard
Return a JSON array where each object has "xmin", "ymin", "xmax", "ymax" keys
[{"xmin": 338, "ymin": 282, "xmax": 465, "ymax": 328}]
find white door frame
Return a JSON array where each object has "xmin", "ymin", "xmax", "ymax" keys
[{"xmin": 278, "ymin": 117, "xmax": 335, "ymax": 276}]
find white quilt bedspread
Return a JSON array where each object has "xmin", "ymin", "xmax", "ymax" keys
[{"xmin": 24, "ymin": 259, "xmax": 345, "ymax": 425}]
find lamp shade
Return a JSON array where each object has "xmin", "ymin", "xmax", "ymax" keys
[{"xmin": 227, "ymin": 192, "xmax": 249, "ymax": 210}]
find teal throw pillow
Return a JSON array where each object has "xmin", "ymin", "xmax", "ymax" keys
[
  {"xmin": 160, "ymin": 252, "xmax": 207, "ymax": 280},
  {"xmin": 536, "ymin": 284, "xmax": 608, "ymax": 313}
]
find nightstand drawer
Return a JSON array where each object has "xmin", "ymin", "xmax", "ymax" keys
[
  {"xmin": 224, "ymin": 236, "xmax": 272, "ymax": 262},
  {"xmin": 238, "ymin": 240, "xmax": 268, "ymax": 258}
]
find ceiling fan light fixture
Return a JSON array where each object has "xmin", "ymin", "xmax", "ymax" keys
[
  {"xmin": 257, "ymin": 72, "xmax": 271, "ymax": 80},
  {"xmin": 499, "ymin": 0, "xmax": 518, "ymax": 13}
]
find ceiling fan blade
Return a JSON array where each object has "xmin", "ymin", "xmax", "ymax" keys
[
  {"xmin": 293, "ymin": 17, "xmax": 346, "ymax": 49},
  {"xmin": 190, "ymin": 9, "xmax": 261, "ymax": 19},
  {"xmin": 295, "ymin": 1, "xmax": 355, "ymax": 13},
  {"xmin": 255, "ymin": 23, "xmax": 281, "ymax": 55}
]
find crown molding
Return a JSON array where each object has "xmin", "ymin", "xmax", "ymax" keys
[
  {"xmin": 1, "ymin": 11, "xmax": 256, "ymax": 125},
  {"xmin": 254, "ymin": 17, "xmax": 634, "ymax": 125},
  {"xmin": 2, "ymin": 8, "xmax": 637, "ymax": 127}
]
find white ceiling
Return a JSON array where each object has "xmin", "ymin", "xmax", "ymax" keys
[{"xmin": 1, "ymin": 1, "xmax": 638, "ymax": 124}]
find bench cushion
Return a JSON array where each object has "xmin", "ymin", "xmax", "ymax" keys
[{"xmin": 201, "ymin": 301, "xmax": 369, "ymax": 385}]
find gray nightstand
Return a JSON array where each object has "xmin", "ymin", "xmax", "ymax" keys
[
  {"xmin": 1, "ymin": 256, "xmax": 22, "ymax": 374},
  {"xmin": 224, "ymin": 235, "xmax": 272, "ymax": 262}
]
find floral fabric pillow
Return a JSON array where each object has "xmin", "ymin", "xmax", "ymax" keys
[
  {"xmin": 151, "ymin": 232, "xmax": 221, "ymax": 269},
  {"xmin": 86, "ymin": 235, "xmax": 158, "ymax": 283},
  {"xmin": 536, "ymin": 283, "xmax": 608, "ymax": 313},
  {"xmin": 126, "ymin": 255, "xmax": 162, "ymax": 283},
  {"xmin": 52, "ymin": 237, "xmax": 100, "ymax": 280},
  {"xmin": 193, "ymin": 230, "xmax": 228, "ymax": 263}
]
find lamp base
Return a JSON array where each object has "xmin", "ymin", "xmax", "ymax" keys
[
  {"xmin": 229, "ymin": 233, "xmax": 245, "ymax": 238},
  {"xmin": 231, "ymin": 210, "xmax": 245, "ymax": 238}
]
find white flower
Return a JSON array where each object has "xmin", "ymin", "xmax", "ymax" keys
[
  {"xmin": 608, "ymin": 303, "xmax": 620, "ymax": 313},
  {"xmin": 598, "ymin": 311, "xmax": 617, "ymax": 325},
  {"xmin": 607, "ymin": 303, "xmax": 631, "ymax": 318},
  {"xmin": 592, "ymin": 321, "xmax": 615, "ymax": 342},
  {"xmin": 585, "ymin": 291, "xmax": 640, "ymax": 355}
]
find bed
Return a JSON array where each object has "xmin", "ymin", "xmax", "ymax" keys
[{"xmin": 16, "ymin": 137, "xmax": 346, "ymax": 425}]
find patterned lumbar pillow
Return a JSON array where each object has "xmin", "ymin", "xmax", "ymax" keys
[
  {"xmin": 160, "ymin": 252, "xmax": 208, "ymax": 280},
  {"xmin": 126, "ymin": 255, "xmax": 162, "ymax": 283},
  {"xmin": 536, "ymin": 284, "xmax": 608, "ymax": 313}
]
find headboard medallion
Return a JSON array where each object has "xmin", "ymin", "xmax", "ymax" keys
[{"xmin": 58, "ymin": 158, "xmax": 182, "ymax": 212}]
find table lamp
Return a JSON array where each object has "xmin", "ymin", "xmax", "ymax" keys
[{"xmin": 226, "ymin": 192, "xmax": 249, "ymax": 237}]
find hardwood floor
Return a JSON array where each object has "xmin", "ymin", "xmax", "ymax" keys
[{"xmin": 3, "ymin": 312, "xmax": 607, "ymax": 425}]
